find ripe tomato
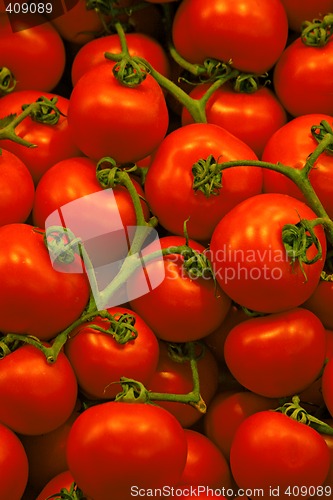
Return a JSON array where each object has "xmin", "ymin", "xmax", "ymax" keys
[
  {"xmin": 230, "ymin": 411, "xmax": 330, "ymax": 500},
  {"xmin": 177, "ymin": 430, "xmax": 232, "ymax": 489},
  {"xmin": 0, "ymin": 90, "xmax": 81, "ymax": 184},
  {"xmin": 0, "ymin": 344, "xmax": 78, "ymax": 435},
  {"xmin": 262, "ymin": 114, "xmax": 333, "ymax": 219},
  {"xmin": 0, "ymin": 148, "xmax": 34, "ymax": 225},
  {"xmin": 65, "ymin": 307, "xmax": 159, "ymax": 399},
  {"xmin": 147, "ymin": 340, "xmax": 219, "ymax": 428},
  {"xmin": 71, "ymin": 32, "xmax": 170, "ymax": 86},
  {"xmin": 172, "ymin": 0, "xmax": 288, "ymax": 73},
  {"xmin": 273, "ymin": 38, "xmax": 333, "ymax": 116},
  {"xmin": 0, "ymin": 13, "xmax": 65, "ymax": 92},
  {"xmin": 67, "ymin": 60, "xmax": 169, "ymax": 163},
  {"xmin": 130, "ymin": 235, "xmax": 231, "ymax": 342},
  {"xmin": 303, "ymin": 278, "xmax": 333, "ymax": 330},
  {"xmin": 35, "ymin": 471, "xmax": 88, "ymax": 500},
  {"xmin": 0, "ymin": 422, "xmax": 29, "ymax": 500},
  {"xmin": 209, "ymin": 193, "xmax": 327, "ymax": 313},
  {"xmin": 144, "ymin": 123, "xmax": 262, "ymax": 242},
  {"xmin": 204, "ymin": 391, "xmax": 279, "ymax": 461},
  {"xmin": 280, "ymin": 0, "xmax": 333, "ymax": 32},
  {"xmin": 181, "ymin": 83, "xmax": 287, "ymax": 158},
  {"xmin": 66, "ymin": 401, "xmax": 188, "ymax": 500},
  {"xmin": 0, "ymin": 223, "xmax": 90, "ymax": 340},
  {"xmin": 224, "ymin": 308, "xmax": 326, "ymax": 398}
]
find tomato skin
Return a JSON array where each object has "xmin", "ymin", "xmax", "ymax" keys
[
  {"xmin": 224, "ymin": 308, "xmax": 326, "ymax": 398},
  {"xmin": 172, "ymin": 0, "xmax": 288, "ymax": 73},
  {"xmin": 262, "ymin": 114, "xmax": 333, "ymax": 219},
  {"xmin": 147, "ymin": 340, "xmax": 219, "ymax": 428},
  {"xmin": 181, "ymin": 83, "xmax": 287, "ymax": 158},
  {"xmin": 71, "ymin": 32, "xmax": 170, "ymax": 86},
  {"xmin": 0, "ymin": 422, "xmax": 29, "ymax": 500},
  {"xmin": 209, "ymin": 193, "xmax": 327, "ymax": 313},
  {"xmin": 177, "ymin": 430, "xmax": 232, "ymax": 489},
  {"xmin": 67, "ymin": 61, "xmax": 169, "ymax": 163},
  {"xmin": 280, "ymin": 0, "xmax": 333, "ymax": 32},
  {"xmin": 273, "ymin": 39, "xmax": 333, "ymax": 117},
  {"xmin": 204, "ymin": 391, "xmax": 279, "ymax": 461},
  {"xmin": 0, "ymin": 13, "xmax": 65, "ymax": 92},
  {"xmin": 321, "ymin": 357, "xmax": 333, "ymax": 418},
  {"xmin": 0, "ymin": 90, "xmax": 81, "ymax": 184},
  {"xmin": 0, "ymin": 344, "xmax": 78, "ymax": 435},
  {"xmin": 65, "ymin": 307, "xmax": 159, "ymax": 399},
  {"xmin": 144, "ymin": 123, "xmax": 262, "ymax": 242},
  {"xmin": 130, "ymin": 235, "xmax": 231, "ymax": 342},
  {"xmin": 66, "ymin": 401, "xmax": 188, "ymax": 500},
  {"xmin": 303, "ymin": 279, "xmax": 333, "ymax": 330},
  {"xmin": 230, "ymin": 412, "xmax": 330, "ymax": 499},
  {"xmin": 0, "ymin": 148, "xmax": 34, "ymax": 225},
  {"xmin": 0, "ymin": 223, "xmax": 90, "ymax": 340}
]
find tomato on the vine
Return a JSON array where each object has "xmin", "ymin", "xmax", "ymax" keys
[
  {"xmin": 230, "ymin": 411, "xmax": 330, "ymax": 499},
  {"xmin": 209, "ymin": 193, "xmax": 327, "ymax": 313},
  {"xmin": 130, "ymin": 235, "xmax": 231, "ymax": 342},
  {"xmin": 0, "ymin": 344, "xmax": 78, "ymax": 435},
  {"xmin": 65, "ymin": 306, "xmax": 159, "ymax": 399},
  {"xmin": 262, "ymin": 114, "xmax": 333, "ymax": 219},
  {"xmin": 181, "ymin": 83, "xmax": 287, "ymax": 158},
  {"xmin": 0, "ymin": 13, "xmax": 65, "ymax": 92},
  {"xmin": 172, "ymin": 0, "xmax": 288, "ymax": 73},
  {"xmin": 67, "ymin": 60, "xmax": 169, "ymax": 163},
  {"xmin": 66, "ymin": 401, "xmax": 188, "ymax": 500},
  {"xmin": 0, "ymin": 90, "xmax": 81, "ymax": 184},
  {"xmin": 0, "ymin": 223, "xmax": 90, "ymax": 340},
  {"xmin": 144, "ymin": 123, "xmax": 262, "ymax": 242},
  {"xmin": 224, "ymin": 308, "xmax": 326, "ymax": 398}
]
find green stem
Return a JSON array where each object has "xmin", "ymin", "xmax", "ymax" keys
[
  {"xmin": 0, "ymin": 67, "xmax": 16, "ymax": 96},
  {"xmin": 0, "ymin": 103, "xmax": 39, "ymax": 147}
]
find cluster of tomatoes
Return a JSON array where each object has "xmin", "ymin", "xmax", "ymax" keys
[{"xmin": 1, "ymin": 0, "xmax": 333, "ymax": 499}]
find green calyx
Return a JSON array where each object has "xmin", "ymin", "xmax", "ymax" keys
[
  {"xmin": 111, "ymin": 56, "xmax": 148, "ymax": 87},
  {"xmin": 45, "ymin": 482, "xmax": 84, "ymax": 500},
  {"xmin": 274, "ymin": 395, "xmax": 333, "ymax": 436},
  {"xmin": 192, "ymin": 155, "xmax": 222, "ymax": 197},
  {"xmin": 21, "ymin": 96, "xmax": 64, "ymax": 125},
  {"xmin": 90, "ymin": 313, "xmax": 138, "ymax": 344},
  {"xmin": 43, "ymin": 226, "xmax": 82, "ymax": 265},
  {"xmin": 311, "ymin": 120, "xmax": 333, "ymax": 155},
  {"xmin": 282, "ymin": 218, "xmax": 323, "ymax": 281},
  {"xmin": 301, "ymin": 13, "xmax": 333, "ymax": 47},
  {"xmin": 0, "ymin": 67, "xmax": 16, "ymax": 96}
]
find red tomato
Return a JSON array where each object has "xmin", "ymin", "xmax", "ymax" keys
[
  {"xmin": 322, "ymin": 357, "xmax": 333, "ymax": 418},
  {"xmin": 172, "ymin": 0, "xmax": 288, "ymax": 73},
  {"xmin": 130, "ymin": 235, "xmax": 231, "ymax": 342},
  {"xmin": 182, "ymin": 83, "xmax": 287, "ymax": 158},
  {"xmin": 177, "ymin": 430, "xmax": 232, "ymax": 489},
  {"xmin": 0, "ymin": 148, "xmax": 34, "ymax": 225},
  {"xmin": 35, "ymin": 470, "xmax": 88, "ymax": 500},
  {"xmin": 66, "ymin": 401, "xmax": 188, "ymax": 500},
  {"xmin": 67, "ymin": 61, "xmax": 169, "ymax": 163},
  {"xmin": 0, "ymin": 422, "xmax": 29, "ymax": 500},
  {"xmin": 0, "ymin": 90, "xmax": 81, "ymax": 184},
  {"xmin": 65, "ymin": 307, "xmax": 159, "ymax": 399},
  {"xmin": 0, "ymin": 223, "xmax": 90, "ymax": 340},
  {"xmin": 0, "ymin": 13, "xmax": 65, "ymax": 92},
  {"xmin": 0, "ymin": 344, "xmax": 77, "ymax": 435},
  {"xmin": 19, "ymin": 401, "xmax": 82, "ymax": 493},
  {"xmin": 280, "ymin": 0, "xmax": 333, "ymax": 32},
  {"xmin": 50, "ymin": 0, "xmax": 106, "ymax": 46},
  {"xmin": 273, "ymin": 38, "xmax": 333, "ymax": 116},
  {"xmin": 144, "ymin": 123, "xmax": 262, "ymax": 242},
  {"xmin": 147, "ymin": 340, "xmax": 219, "ymax": 428},
  {"xmin": 303, "ymin": 279, "xmax": 333, "ymax": 330},
  {"xmin": 71, "ymin": 32, "xmax": 170, "ymax": 86},
  {"xmin": 204, "ymin": 391, "xmax": 279, "ymax": 461},
  {"xmin": 224, "ymin": 308, "xmax": 326, "ymax": 398},
  {"xmin": 209, "ymin": 193, "xmax": 327, "ymax": 313},
  {"xmin": 231, "ymin": 412, "xmax": 331, "ymax": 499},
  {"xmin": 262, "ymin": 114, "xmax": 333, "ymax": 219}
]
